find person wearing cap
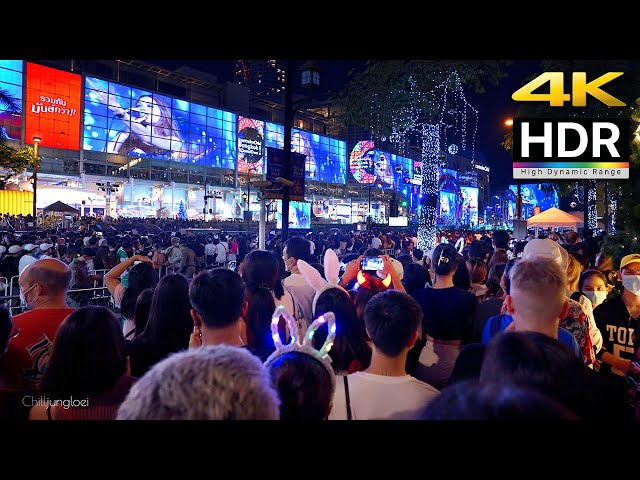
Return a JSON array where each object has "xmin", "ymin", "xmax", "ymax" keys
[
  {"xmin": 162, "ymin": 237, "xmax": 182, "ymax": 274},
  {"xmin": 1, "ymin": 245, "xmax": 22, "ymax": 287},
  {"xmin": 18, "ymin": 244, "xmax": 37, "ymax": 275},
  {"xmin": 38, "ymin": 243, "xmax": 55, "ymax": 260},
  {"xmin": 593, "ymin": 254, "xmax": 640, "ymax": 386}
]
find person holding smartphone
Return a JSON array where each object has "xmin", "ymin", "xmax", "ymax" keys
[{"xmin": 338, "ymin": 253, "xmax": 405, "ymax": 293}]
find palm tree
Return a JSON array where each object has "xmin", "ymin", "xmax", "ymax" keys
[
  {"xmin": 0, "ymin": 89, "xmax": 38, "ymax": 187},
  {"xmin": 0, "ymin": 87, "xmax": 20, "ymax": 144}
]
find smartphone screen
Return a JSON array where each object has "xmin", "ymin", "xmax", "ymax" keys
[{"xmin": 361, "ymin": 256, "xmax": 384, "ymax": 271}]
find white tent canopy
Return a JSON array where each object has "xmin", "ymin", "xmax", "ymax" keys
[{"xmin": 526, "ymin": 207, "xmax": 582, "ymax": 229}]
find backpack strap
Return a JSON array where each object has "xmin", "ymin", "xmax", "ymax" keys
[{"xmin": 344, "ymin": 376, "xmax": 353, "ymax": 420}]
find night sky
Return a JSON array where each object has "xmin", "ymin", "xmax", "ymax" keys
[{"xmin": 148, "ymin": 59, "xmax": 542, "ymax": 193}]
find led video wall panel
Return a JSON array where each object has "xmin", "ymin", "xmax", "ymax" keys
[
  {"xmin": 25, "ymin": 62, "xmax": 81, "ymax": 150},
  {"xmin": 0, "ymin": 60, "xmax": 23, "ymax": 141},
  {"xmin": 265, "ymin": 122, "xmax": 347, "ymax": 183},
  {"xmin": 84, "ymin": 76, "xmax": 236, "ymax": 168}
]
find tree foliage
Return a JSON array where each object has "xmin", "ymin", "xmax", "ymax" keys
[
  {"xmin": 333, "ymin": 60, "xmax": 510, "ymax": 139},
  {"xmin": 0, "ymin": 144, "xmax": 40, "ymax": 177}
]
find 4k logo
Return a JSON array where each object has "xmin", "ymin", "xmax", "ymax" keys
[{"xmin": 512, "ymin": 72, "xmax": 626, "ymax": 107}]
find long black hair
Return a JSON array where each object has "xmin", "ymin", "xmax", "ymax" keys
[
  {"xmin": 241, "ymin": 250, "xmax": 284, "ymax": 360},
  {"xmin": 120, "ymin": 262, "xmax": 159, "ymax": 321},
  {"xmin": 314, "ymin": 287, "xmax": 371, "ymax": 373},
  {"xmin": 40, "ymin": 306, "xmax": 127, "ymax": 399},
  {"xmin": 135, "ymin": 273, "xmax": 193, "ymax": 352}
]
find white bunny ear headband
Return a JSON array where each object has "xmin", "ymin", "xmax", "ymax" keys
[
  {"xmin": 264, "ymin": 305, "xmax": 337, "ymax": 394},
  {"xmin": 297, "ymin": 249, "xmax": 350, "ymax": 316}
]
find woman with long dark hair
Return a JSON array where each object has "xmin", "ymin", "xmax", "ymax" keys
[
  {"xmin": 124, "ymin": 288, "xmax": 154, "ymax": 341},
  {"xmin": 313, "ymin": 287, "xmax": 371, "ymax": 374},
  {"xmin": 104, "ymin": 255, "xmax": 159, "ymax": 337},
  {"xmin": 240, "ymin": 250, "xmax": 304, "ymax": 362},
  {"xmin": 30, "ymin": 306, "xmax": 134, "ymax": 420},
  {"xmin": 128, "ymin": 274, "xmax": 194, "ymax": 377}
]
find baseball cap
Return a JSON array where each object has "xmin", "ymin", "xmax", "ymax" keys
[
  {"xmin": 620, "ymin": 254, "xmax": 640, "ymax": 271},
  {"xmin": 8, "ymin": 245, "xmax": 21, "ymax": 254},
  {"xmin": 22, "ymin": 243, "xmax": 36, "ymax": 252},
  {"xmin": 40, "ymin": 243, "xmax": 53, "ymax": 252}
]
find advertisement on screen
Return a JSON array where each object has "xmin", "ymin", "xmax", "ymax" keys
[
  {"xmin": 438, "ymin": 191, "xmax": 457, "ymax": 225},
  {"xmin": 0, "ymin": 60, "xmax": 23, "ymax": 141},
  {"xmin": 336, "ymin": 204, "xmax": 352, "ymax": 222},
  {"xmin": 389, "ymin": 216, "xmax": 408, "ymax": 227},
  {"xmin": 265, "ymin": 123, "xmax": 347, "ymax": 183},
  {"xmin": 276, "ymin": 200, "xmax": 311, "ymax": 229},
  {"xmin": 508, "ymin": 183, "xmax": 559, "ymax": 219},
  {"xmin": 348, "ymin": 140, "xmax": 413, "ymax": 188},
  {"xmin": 26, "ymin": 62, "xmax": 81, "ymax": 150},
  {"xmin": 84, "ymin": 76, "xmax": 236, "ymax": 168},
  {"xmin": 237, "ymin": 116, "xmax": 265, "ymax": 174},
  {"xmin": 412, "ymin": 160, "xmax": 422, "ymax": 185},
  {"xmin": 460, "ymin": 186, "xmax": 479, "ymax": 225}
]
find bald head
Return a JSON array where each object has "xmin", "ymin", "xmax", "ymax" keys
[{"xmin": 21, "ymin": 258, "xmax": 71, "ymax": 296}]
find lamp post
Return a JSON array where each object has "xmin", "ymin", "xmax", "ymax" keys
[{"xmin": 32, "ymin": 136, "xmax": 41, "ymax": 223}]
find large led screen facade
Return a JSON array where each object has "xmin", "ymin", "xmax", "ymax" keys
[
  {"xmin": 265, "ymin": 123, "xmax": 347, "ymax": 184},
  {"xmin": 25, "ymin": 62, "xmax": 81, "ymax": 150},
  {"xmin": 0, "ymin": 60, "xmax": 23, "ymax": 141},
  {"xmin": 83, "ymin": 76, "xmax": 236, "ymax": 169}
]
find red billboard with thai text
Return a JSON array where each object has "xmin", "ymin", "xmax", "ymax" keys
[{"xmin": 25, "ymin": 62, "xmax": 81, "ymax": 150}]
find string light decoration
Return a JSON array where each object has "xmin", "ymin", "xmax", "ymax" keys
[
  {"xmin": 418, "ymin": 123, "xmax": 440, "ymax": 250},
  {"xmin": 608, "ymin": 191, "xmax": 618, "ymax": 235},
  {"xmin": 586, "ymin": 180, "xmax": 598, "ymax": 231}
]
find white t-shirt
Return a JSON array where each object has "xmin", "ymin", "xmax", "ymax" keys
[
  {"xmin": 371, "ymin": 237, "xmax": 382, "ymax": 249},
  {"xmin": 283, "ymin": 273, "xmax": 315, "ymax": 323},
  {"xmin": 328, "ymin": 371, "xmax": 439, "ymax": 420},
  {"xmin": 18, "ymin": 254, "xmax": 37, "ymax": 274}
]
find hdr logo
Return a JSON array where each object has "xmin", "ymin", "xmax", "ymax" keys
[{"xmin": 511, "ymin": 72, "xmax": 630, "ymax": 180}]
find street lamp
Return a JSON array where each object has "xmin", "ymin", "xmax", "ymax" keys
[{"xmin": 32, "ymin": 136, "xmax": 41, "ymax": 223}]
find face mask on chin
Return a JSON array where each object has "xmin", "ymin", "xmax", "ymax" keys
[{"xmin": 622, "ymin": 274, "xmax": 640, "ymax": 295}]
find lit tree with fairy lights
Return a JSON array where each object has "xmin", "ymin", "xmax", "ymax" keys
[
  {"xmin": 177, "ymin": 200, "xmax": 188, "ymax": 221},
  {"xmin": 335, "ymin": 61, "xmax": 507, "ymax": 249}
]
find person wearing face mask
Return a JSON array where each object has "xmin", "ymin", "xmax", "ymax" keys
[
  {"xmin": 281, "ymin": 236, "xmax": 316, "ymax": 323},
  {"xmin": 579, "ymin": 270, "xmax": 610, "ymax": 309},
  {"xmin": 593, "ymin": 254, "xmax": 640, "ymax": 387},
  {"xmin": 0, "ymin": 259, "xmax": 74, "ymax": 388}
]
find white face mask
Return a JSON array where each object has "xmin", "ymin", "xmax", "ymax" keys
[
  {"xmin": 583, "ymin": 290, "xmax": 607, "ymax": 307},
  {"xmin": 622, "ymin": 274, "xmax": 640, "ymax": 295},
  {"xmin": 20, "ymin": 284, "xmax": 36, "ymax": 308}
]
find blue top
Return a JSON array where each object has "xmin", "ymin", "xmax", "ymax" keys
[{"xmin": 481, "ymin": 314, "xmax": 584, "ymax": 363}]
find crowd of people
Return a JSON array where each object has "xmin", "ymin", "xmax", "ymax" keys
[{"xmin": 0, "ymin": 217, "xmax": 638, "ymax": 420}]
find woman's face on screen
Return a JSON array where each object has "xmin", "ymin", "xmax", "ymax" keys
[
  {"xmin": 291, "ymin": 133, "xmax": 305, "ymax": 153},
  {"xmin": 136, "ymin": 96, "xmax": 162, "ymax": 124}
]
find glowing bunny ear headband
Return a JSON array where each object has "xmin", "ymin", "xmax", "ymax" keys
[
  {"xmin": 297, "ymin": 249, "xmax": 350, "ymax": 315},
  {"xmin": 264, "ymin": 305, "xmax": 337, "ymax": 394}
]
